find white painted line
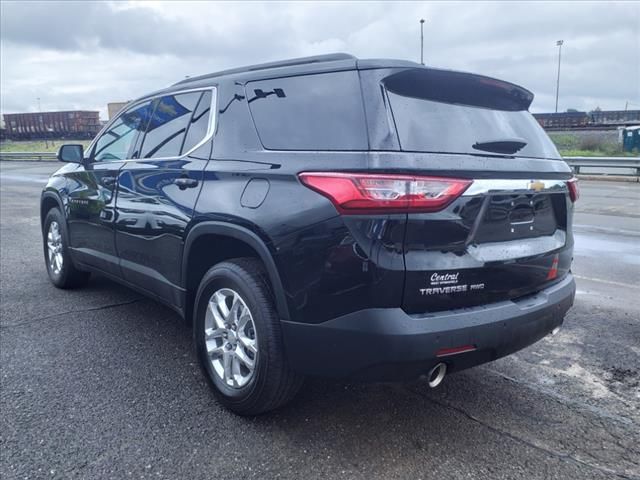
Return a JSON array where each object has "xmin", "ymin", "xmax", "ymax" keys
[
  {"xmin": 574, "ymin": 274, "xmax": 639, "ymax": 289},
  {"xmin": 0, "ymin": 174, "xmax": 49, "ymax": 184},
  {"xmin": 573, "ymin": 224, "xmax": 640, "ymax": 237}
]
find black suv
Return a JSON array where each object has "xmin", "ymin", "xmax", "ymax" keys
[{"xmin": 42, "ymin": 53, "xmax": 577, "ymax": 414}]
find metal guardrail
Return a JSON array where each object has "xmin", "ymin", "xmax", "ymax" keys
[
  {"xmin": 564, "ymin": 156, "xmax": 640, "ymax": 180},
  {"xmin": 0, "ymin": 152, "xmax": 58, "ymax": 161}
]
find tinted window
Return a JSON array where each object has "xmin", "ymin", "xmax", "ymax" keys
[
  {"xmin": 387, "ymin": 92, "xmax": 560, "ymax": 159},
  {"xmin": 140, "ymin": 92, "xmax": 202, "ymax": 158},
  {"xmin": 181, "ymin": 91, "xmax": 212, "ymax": 154},
  {"xmin": 93, "ymin": 101, "xmax": 152, "ymax": 162},
  {"xmin": 382, "ymin": 68, "xmax": 561, "ymax": 160},
  {"xmin": 247, "ymin": 71, "xmax": 368, "ymax": 150}
]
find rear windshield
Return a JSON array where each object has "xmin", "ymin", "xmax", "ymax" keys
[
  {"xmin": 384, "ymin": 68, "xmax": 561, "ymax": 160},
  {"xmin": 387, "ymin": 93, "xmax": 560, "ymax": 159}
]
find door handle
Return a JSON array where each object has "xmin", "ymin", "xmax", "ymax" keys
[
  {"xmin": 102, "ymin": 176, "xmax": 117, "ymax": 188},
  {"xmin": 173, "ymin": 177, "xmax": 199, "ymax": 190}
]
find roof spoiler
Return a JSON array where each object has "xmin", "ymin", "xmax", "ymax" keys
[{"xmin": 382, "ymin": 68, "xmax": 534, "ymax": 111}]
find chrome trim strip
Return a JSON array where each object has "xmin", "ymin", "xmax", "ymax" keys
[
  {"xmin": 510, "ymin": 219, "xmax": 534, "ymax": 225},
  {"xmin": 467, "ymin": 230, "xmax": 566, "ymax": 262},
  {"xmin": 462, "ymin": 179, "xmax": 568, "ymax": 196},
  {"xmin": 179, "ymin": 87, "xmax": 218, "ymax": 158}
]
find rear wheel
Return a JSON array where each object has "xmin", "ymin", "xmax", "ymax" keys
[
  {"xmin": 43, "ymin": 208, "xmax": 90, "ymax": 289},
  {"xmin": 194, "ymin": 258, "xmax": 303, "ymax": 415}
]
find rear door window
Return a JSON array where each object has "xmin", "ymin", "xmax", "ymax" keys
[
  {"xmin": 140, "ymin": 92, "xmax": 202, "ymax": 159},
  {"xmin": 246, "ymin": 71, "xmax": 368, "ymax": 150}
]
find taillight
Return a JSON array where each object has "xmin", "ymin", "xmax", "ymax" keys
[
  {"xmin": 567, "ymin": 177, "xmax": 580, "ymax": 203},
  {"xmin": 299, "ymin": 172, "xmax": 472, "ymax": 214}
]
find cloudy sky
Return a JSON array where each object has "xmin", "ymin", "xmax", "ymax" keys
[{"xmin": 1, "ymin": 1, "xmax": 638, "ymax": 120}]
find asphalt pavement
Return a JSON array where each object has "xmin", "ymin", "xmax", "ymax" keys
[{"xmin": 1, "ymin": 161, "xmax": 639, "ymax": 480}]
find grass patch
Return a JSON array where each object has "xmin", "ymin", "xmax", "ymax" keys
[
  {"xmin": 558, "ymin": 149, "xmax": 637, "ymax": 157},
  {"xmin": 0, "ymin": 139, "xmax": 92, "ymax": 153},
  {"xmin": 548, "ymin": 131, "xmax": 633, "ymax": 157},
  {"xmin": 548, "ymin": 133, "xmax": 581, "ymax": 151}
]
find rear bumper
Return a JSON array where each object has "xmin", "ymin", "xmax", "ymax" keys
[{"xmin": 281, "ymin": 274, "xmax": 575, "ymax": 380}]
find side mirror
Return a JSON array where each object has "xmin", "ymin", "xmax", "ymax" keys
[{"xmin": 57, "ymin": 144, "xmax": 84, "ymax": 164}]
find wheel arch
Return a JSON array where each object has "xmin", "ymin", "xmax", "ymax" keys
[
  {"xmin": 182, "ymin": 221, "xmax": 290, "ymax": 323},
  {"xmin": 40, "ymin": 191, "xmax": 65, "ymax": 228}
]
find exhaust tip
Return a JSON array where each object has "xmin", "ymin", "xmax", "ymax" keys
[
  {"xmin": 551, "ymin": 326, "xmax": 561, "ymax": 336},
  {"xmin": 427, "ymin": 362, "xmax": 447, "ymax": 388}
]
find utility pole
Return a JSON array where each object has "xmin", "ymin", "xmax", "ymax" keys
[
  {"xmin": 420, "ymin": 19, "xmax": 425, "ymax": 65},
  {"xmin": 555, "ymin": 40, "xmax": 563, "ymax": 113}
]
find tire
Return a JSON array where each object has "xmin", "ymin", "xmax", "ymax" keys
[
  {"xmin": 43, "ymin": 208, "xmax": 90, "ymax": 289},
  {"xmin": 194, "ymin": 258, "xmax": 303, "ymax": 415}
]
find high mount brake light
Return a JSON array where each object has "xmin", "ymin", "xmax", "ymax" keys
[
  {"xmin": 299, "ymin": 172, "xmax": 472, "ymax": 214},
  {"xmin": 567, "ymin": 177, "xmax": 580, "ymax": 203}
]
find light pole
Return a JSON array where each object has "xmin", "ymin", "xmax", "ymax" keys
[
  {"xmin": 420, "ymin": 19, "xmax": 425, "ymax": 65},
  {"xmin": 555, "ymin": 40, "xmax": 563, "ymax": 113}
]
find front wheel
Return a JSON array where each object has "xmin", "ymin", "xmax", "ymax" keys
[
  {"xmin": 194, "ymin": 258, "xmax": 303, "ymax": 415},
  {"xmin": 43, "ymin": 208, "xmax": 90, "ymax": 289}
]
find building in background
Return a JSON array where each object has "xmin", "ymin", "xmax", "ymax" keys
[
  {"xmin": 2, "ymin": 111, "xmax": 101, "ymax": 139},
  {"xmin": 107, "ymin": 102, "xmax": 128, "ymax": 120}
]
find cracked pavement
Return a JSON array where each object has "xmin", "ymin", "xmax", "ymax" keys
[{"xmin": 1, "ymin": 162, "xmax": 639, "ymax": 479}]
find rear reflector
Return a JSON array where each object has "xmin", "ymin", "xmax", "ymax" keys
[
  {"xmin": 567, "ymin": 177, "xmax": 580, "ymax": 203},
  {"xmin": 546, "ymin": 254, "xmax": 559, "ymax": 280},
  {"xmin": 299, "ymin": 172, "xmax": 472, "ymax": 214},
  {"xmin": 436, "ymin": 345, "xmax": 477, "ymax": 357}
]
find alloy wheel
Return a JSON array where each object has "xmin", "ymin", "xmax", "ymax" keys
[
  {"xmin": 204, "ymin": 288, "xmax": 258, "ymax": 388},
  {"xmin": 47, "ymin": 221, "xmax": 64, "ymax": 275}
]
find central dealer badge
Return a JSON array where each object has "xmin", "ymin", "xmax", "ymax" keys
[{"xmin": 419, "ymin": 271, "xmax": 485, "ymax": 296}]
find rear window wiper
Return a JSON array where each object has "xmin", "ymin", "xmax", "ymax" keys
[{"xmin": 472, "ymin": 138, "xmax": 527, "ymax": 155}]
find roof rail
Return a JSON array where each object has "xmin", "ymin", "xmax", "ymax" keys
[{"xmin": 173, "ymin": 53, "xmax": 356, "ymax": 86}]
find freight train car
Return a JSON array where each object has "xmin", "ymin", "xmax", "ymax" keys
[
  {"xmin": 533, "ymin": 112, "xmax": 590, "ymax": 129},
  {"xmin": 534, "ymin": 110, "xmax": 640, "ymax": 130},
  {"xmin": 2, "ymin": 111, "xmax": 101, "ymax": 140},
  {"xmin": 590, "ymin": 109, "xmax": 640, "ymax": 126}
]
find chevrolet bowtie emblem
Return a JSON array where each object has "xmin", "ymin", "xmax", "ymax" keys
[{"xmin": 528, "ymin": 180, "xmax": 545, "ymax": 192}]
